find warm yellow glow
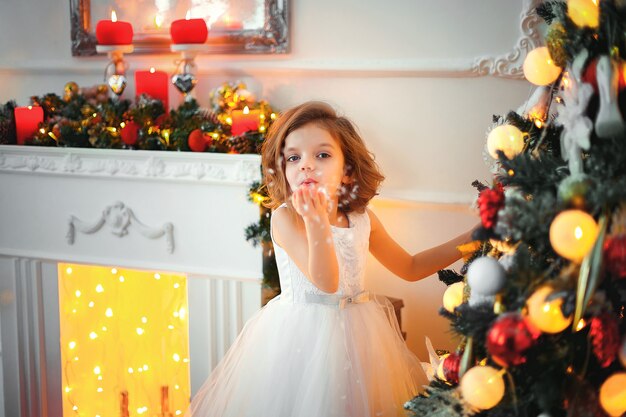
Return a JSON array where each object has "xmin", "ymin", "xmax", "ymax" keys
[
  {"xmin": 526, "ymin": 286, "xmax": 573, "ymax": 333},
  {"xmin": 27, "ymin": 105, "xmax": 33, "ymax": 110},
  {"xmin": 534, "ymin": 119, "xmax": 543, "ymax": 128},
  {"xmin": 460, "ymin": 366, "xmax": 505, "ymax": 409},
  {"xmin": 120, "ymin": 122, "xmax": 126, "ymax": 128},
  {"xmin": 576, "ymin": 318, "xmax": 586, "ymax": 331},
  {"xmin": 58, "ymin": 263, "xmax": 190, "ymax": 416},
  {"xmin": 65, "ymin": 386, "xmax": 71, "ymax": 393},
  {"xmin": 155, "ymin": 13, "xmax": 164, "ymax": 28},
  {"xmin": 186, "ymin": 10, "xmax": 191, "ymax": 20},
  {"xmin": 568, "ymin": 0, "xmax": 600, "ymax": 28},
  {"xmin": 111, "ymin": 10, "xmax": 117, "ymax": 22},
  {"xmin": 243, "ymin": 106, "xmax": 250, "ymax": 114},
  {"xmin": 600, "ymin": 373, "xmax": 626, "ymax": 417},
  {"xmin": 66, "ymin": 267, "xmax": 73, "ymax": 274},
  {"xmin": 549, "ymin": 209, "xmax": 599, "ymax": 262},
  {"xmin": 523, "ymin": 47, "xmax": 562, "ymax": 86},
  {"xmin": 173, "ymin": 353, "xmax": 181, "ymax": 362},
  {"xmin": 443, "ymin": 282, "xmax": 465, "ymax": 313},
  {"xmin": 150, "ymin": 67, "xmax": 156, "ymax": 74},
  {"xmin": 487, "ymin": 125, "xmax": 525, "ymax": 159},
  {"xmin": 174, "ymin": 283, "xmax": 180, "ymax": 289},
  {"xmin": 226, "ymin": 117, "xmax": 233, "ymax": 125}
]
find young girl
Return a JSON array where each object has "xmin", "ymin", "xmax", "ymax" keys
[{"xmin": 187, "ymin": 101, "xmax": 474, "ymax": 417}]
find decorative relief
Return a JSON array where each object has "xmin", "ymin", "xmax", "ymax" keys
[
  {"xmin": 0, "ymin": 149, "xmax": 261, "ymax": 184},
  {"xmin": 67, "ymin": 201, "xmax": 175, "ymax": 253},
  {"xmin": 470, "ymin": 0, "xmax": 543, "ymax": 79}
]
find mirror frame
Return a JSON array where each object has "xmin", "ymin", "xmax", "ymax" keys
[{"xmin": 70, "ymin": 0, "xmax": 289, "ymax": 56}]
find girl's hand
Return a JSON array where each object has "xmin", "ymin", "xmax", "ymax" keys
[{"xmin": 291, "ymin": 184, "xmax": 329, "ymax": 223}]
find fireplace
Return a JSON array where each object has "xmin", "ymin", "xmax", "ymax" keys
[{"xmin": 0, "ymin": 145, "xmax": 262, "ymax": 416}]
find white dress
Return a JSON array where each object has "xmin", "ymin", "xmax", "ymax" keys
[{"xmin": 187, "ymin": 206, "xmax": 428, "ymax": 417}]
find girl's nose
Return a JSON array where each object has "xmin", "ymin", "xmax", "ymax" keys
[{"xmin": 300, "ymin": 157, "xmax": 314, "ymax": 171}]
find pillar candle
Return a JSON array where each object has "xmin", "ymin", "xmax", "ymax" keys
[
  {"xmin": 171, "ymin": 17, "xmax": 208, "ymax": 44},
  {"xmin": 14, "ymin": 106, "xmax": 44, "ymax": 145},
  {"xmin": 231, "ymin": 106, "xmax": 260, "ymax": 136},
  {"xmin": 135, "ymin": 68, "xmax": 169, "ymax": 110},
  {"xmin": 96, "ymin": 11, "xmax": 134, "ymax": 45}
]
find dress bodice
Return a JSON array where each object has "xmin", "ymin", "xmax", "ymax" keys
[{"xmin": 271, "ymin": 205, "xmax": 371, "ymax": 303}]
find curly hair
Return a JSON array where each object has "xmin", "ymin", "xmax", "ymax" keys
[{"xmin": 261, "ymin": 101, "xmax": 384, "ymax": 213}]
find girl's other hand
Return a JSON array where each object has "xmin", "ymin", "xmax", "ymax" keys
[{"xmin": 291, "ymin": 184, "xmax": 329, "ymax": 223}]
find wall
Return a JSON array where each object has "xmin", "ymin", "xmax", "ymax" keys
[{"xmin": 0, "ymin": 0, "xmax": 536, "ymax": 358}]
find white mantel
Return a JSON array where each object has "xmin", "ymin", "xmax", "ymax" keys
[{"xmin": 0, "ymin": 145, "xmax": 263, "ymax": 417}]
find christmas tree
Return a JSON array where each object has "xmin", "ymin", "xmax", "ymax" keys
[{"xmin": 406, "ymin": 1, "xmax": 626, "ymax": 416}]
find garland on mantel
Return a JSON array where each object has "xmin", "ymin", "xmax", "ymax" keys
[{"xmin": 0, "ymin": 81, "xmax": 276, "ymax": 154}]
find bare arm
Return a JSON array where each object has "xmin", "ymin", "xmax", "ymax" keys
[
  {"xmin": 368, "ymin": 208, "xmax": 474, "ymax": 282},
  {"xmin": 272, "ymin": 188, "xmax": 339, "ymax": 293}
]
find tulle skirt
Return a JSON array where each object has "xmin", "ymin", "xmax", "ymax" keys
[{"xmin": 186, "ymin": 295, "xmax": 427, "ymax": 417}]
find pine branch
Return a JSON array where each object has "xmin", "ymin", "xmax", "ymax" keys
[{"xmin": 405, "ymin": 382, "xmax": 475, "ymax": 417}]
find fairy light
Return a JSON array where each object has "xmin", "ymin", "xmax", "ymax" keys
[{"xmin": 58, "ymin": 263, "xmax": 190, "ymax": 416}]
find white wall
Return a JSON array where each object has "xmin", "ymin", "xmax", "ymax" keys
[{"xmin": 0, "ymin": 0, "xmax": 535, "ymax": 358}]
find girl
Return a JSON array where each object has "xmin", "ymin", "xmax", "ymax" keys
[{"xmin": 187, "ymin": 101, "xmax": 474, "ymax": 417}]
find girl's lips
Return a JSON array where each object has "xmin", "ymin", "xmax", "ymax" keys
[{"xmin": 301, "ymin": 179, "xmax": 317, "ymax": 186}]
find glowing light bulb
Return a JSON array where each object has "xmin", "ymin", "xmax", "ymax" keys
[
  {"xmin": 173, "ymin": 311, "xmax": 179, "ymax": 318},
  {"xmin": 101, "ymin": 326, "xmax": 107, "ymax": 331},
  {"xmin": 136, "ymin": 327, "xmax": 144, "ymax": 335},
  {"xmin": 141, "ymin": 316, "xmax": 148, "ymax": 323},
  {"xmin": 154, "ymin": 273, "xmax": 161, "ymax": 280},
  {"xmin": 72, "ymin": 406, "xmax": 78, "ymax": 411},
  {"xmin": 66, "ymin": 267, "xmax": 73, "ymax": 274},
  {"xmin": 128, "ymin": 367, "xmax": 134, "ymax": 374},
  {"xmin": 65, "ymin": 386, "xmax": 71, "ymax": 393},
  {"xmin": 178, "ymin": 307, "xmax": 186, "ymax": 319},
  {"xmin": 143, "ymin": 364, "xmax": 149, "ymax": 371},
  {"xmin": 68, "ymin": 341, "xmax": 76, "ymax": 349},
  {"xmin": 105, "ymin": 308, "xmax": 113, "ymax": 317},
  {"xmin": 111, "ymin": 268, "xmax": 117, "ymax": 274},
  {"xmin": 95, "ymin": 284, "xmax": 104, "ymax": 293},
  {"xmin": 549, "ymin": 209, "xmax": 598, "ymax": 262},
  {"xmin": 97, "ymin": 375, "xmax": 102, "ymax": 380},
  {"xmin": 523, "ymin": 46, "xmax": 562, "ymax": 86},
  {"xmin": 88, "ymin": 301, "xmax": 95, "ymax": 308},
  {"xmin": 93, "ymin": 366, "xmax": 101, "ymax": 375},
  {"xmin": 175, "ymin": 384, "xmax": 180, "ymax": 390},
  {"xmin": 89, "ymin": 332, "xmax": 98, "ymax": 339},
  {"xmin": 168, "ymin": 325, "xmax": 174, "ymax": 330},
  {"xmin": 97, "ymin": 387, "xmax": 103, "ymax": 393},
  {"xmin": 176, "ymin": 411, "xmax": 182, "ymax": 416},
  {"xmin": 174, "ymin": 283, "xmax": 180, "ymax": 289},
  {"xmin": 119, "ymin": 276, "xmax": 125, "ymax": 282},
  {"xmin": 173, "ymin": 353, "xmax": 181, "ymax": 362},
  {"xmin": 75, "ymin": 290, "xmax": 81, "ymax": 298}
]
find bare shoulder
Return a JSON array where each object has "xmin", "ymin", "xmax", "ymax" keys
[
  {"xmin": 271, "ymin": 205, "xmax": 304, "ymax": 247},
  {"xmin": 365, "ymin": 207, "xmax": 382, "ymax": 232}
]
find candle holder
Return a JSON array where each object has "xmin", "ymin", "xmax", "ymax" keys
[
  {"xmin": 96, "ymin": 44, "xmax": 134, "ymax": 99},
  {"xmin": 170, "ymin": 44, "xmax": 207, "ymax": 101}
]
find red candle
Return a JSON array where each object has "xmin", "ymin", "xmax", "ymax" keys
[
  {"xmin": 96, "ymin": 11, "xmax": 134, "ymax": 45},
  {"xmin": 231, "ymin": 106, "xmax": 260, "ymax": 136},
  {"xmin": 171, "ymin": 16, "xmax": 208, "ymax": 44},
  {"xmin": 14, "ymin": 106, "xmax": 44, "ymax": 145},
  {"xmin": 135, "ymin": 68, "xmax": 169, "ymax": 110}
]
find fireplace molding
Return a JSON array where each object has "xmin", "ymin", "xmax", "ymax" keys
[{"xmin": 0, "ymin": 145, "xmax": 263, "ymax": 416}]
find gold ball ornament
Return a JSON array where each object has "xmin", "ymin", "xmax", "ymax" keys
[
  {"xmin": 443, "ymin": 282, "xmax": 465, "ymax": 313},
  {"xmin": 523, "ymin": 47, "xmax": 562, "ymax": 86},
  {"xmin": 64, "ymin": 81, "xmax": 80, "ymax": 101},
  {"xmin": 568, "ymin": 0, "xmax": 600, "ymax": 28},
  {"xmin": 599, "ymin": 373, "xmax": 626, "ymax": 417},
  {"xmin": 549, "ymin": 209, "xmax": 599, "ymax": 262},
  {"xmin": 546, "ymin": 23, "xmax": 569, "ymax": 68},
  {"xmin": 459, "ymin": 366, "xmax": 505, "ymax": 410},
  {"xmin": 526, "ymin": 286, "xmax": 572, "ymax": 333},
  {"xmin": 487, "ymin": 125, "xmax": 526, "ymax": 159}
]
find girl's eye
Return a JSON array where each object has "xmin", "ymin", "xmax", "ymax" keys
[
  {"xmin": 317, "ymin": 152, "xmax": 331, "ymax": 159},
  {"xmin": 286, "ymin": 155, "xmax": 300, "ymax": 162}
]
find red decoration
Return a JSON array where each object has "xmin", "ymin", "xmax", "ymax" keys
[
  {"xmin": 96, "ymin": 16, "xmax": 133, "ymax": 45},
  {"xmin": 170, "ymin": 18, "xmax": 208, "ymax": 44},
  {"xmin": 120, "ymin": 121, "xmax": 139, "ymax": 145},
  {"xmin": 604, "ymin": 235, "xmax": 626, "ymax": 279},
  {"xmin": 14, "ymin": 106, "xmax": 44, "ymax": 145},
  {"xmin": 231, "ymin": 107, "xmax": 260, "ymax": 136},
  {"xmin": 582, "ymin": 58, "xmax": 626, "ymax": 92},
  {"xmin": 188, "ymin": 129, "xmax": 209, "ymax": 152},
  {"xmin": 442, "ymin": 351, "xmax": 462, "ymax": 384},
  {"xmin": 589, "ymin": 313, "xmax": 620, "ymax": 368},
  {"xmin": 478, "ymin": 183, "xmax": 505, "ymax": 229},
  {"xmin": 486, "ymin": 313, "xmax": 540, "ymax": 367},
  {"xmin": 135, "ymin": 69, "xmax": 169, "ymax": 111}
]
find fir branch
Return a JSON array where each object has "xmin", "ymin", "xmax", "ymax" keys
[
  {"xmin": 536, "ymin": 1, "xmax": 566, "ymax": 25},
  {"xmin": 497, "ymin": 153, "xmax": 567, "ymax": 196},
  {"xmin": 438, "ymin": 269, "xmax": 464, "ymax": 286},
  {"xmin": 405, "ymin": 382, "xmax": 475, "ymax": 417}
]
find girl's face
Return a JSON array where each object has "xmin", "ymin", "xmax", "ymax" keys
[{"xmin": 282, "ymin": 123, "xmax": 349, "ymax": 201}]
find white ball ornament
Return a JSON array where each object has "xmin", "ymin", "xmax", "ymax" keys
[
  {"xmin": 443, "ymin": 282, "xmax": 465, "ymax": 313},
  {"xmin": 599, "ymin": 373, "xmax": 626, "ymax": 417},
  {"xmin": 459, "ymin": 365, "xmax": 505, "ymax": 410},
  {"xmin": 523, "ymin": 46, "xmax": 562, "ymax": 86},
  {"xmin": 467, "ymin": 257, "xmax": 506, "ymax": 307},
  {"xmin": 487, "ymin": 125, "xmax": 525, "ymax": 159}
]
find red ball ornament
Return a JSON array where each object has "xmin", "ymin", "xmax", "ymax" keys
[
  {"xmin": 486, "ymin": 313, "xmax": 540, "ymax": 367},
  {"xmin": 188, "ymin": 129, "xmax": 207, "ymax": 152},
  {"xmin": 478, "ymin": 183, "xmax": 505, "ymax": 229},
  {"xmin": 442, "ymin": 351, "xmax": 462, "ymax": 384},
  {"xmin": 582, "ymin": 58, "xmax": 626, "ymax": 92},
  {"xmin": 605, "ymin": 235, "xmax": 626, "ymax": 280},
  {"xmin": 590, "ymin": 312, "xmax": 621, "ymax": 368},
  {"xmin": 120, "ymin": 121, "xmax": 139, "ymax": 145}
]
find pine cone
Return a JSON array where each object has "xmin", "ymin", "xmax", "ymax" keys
[{"xmin": 230, "ymin": 136, "xmax": 255, "ymax": 154}]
